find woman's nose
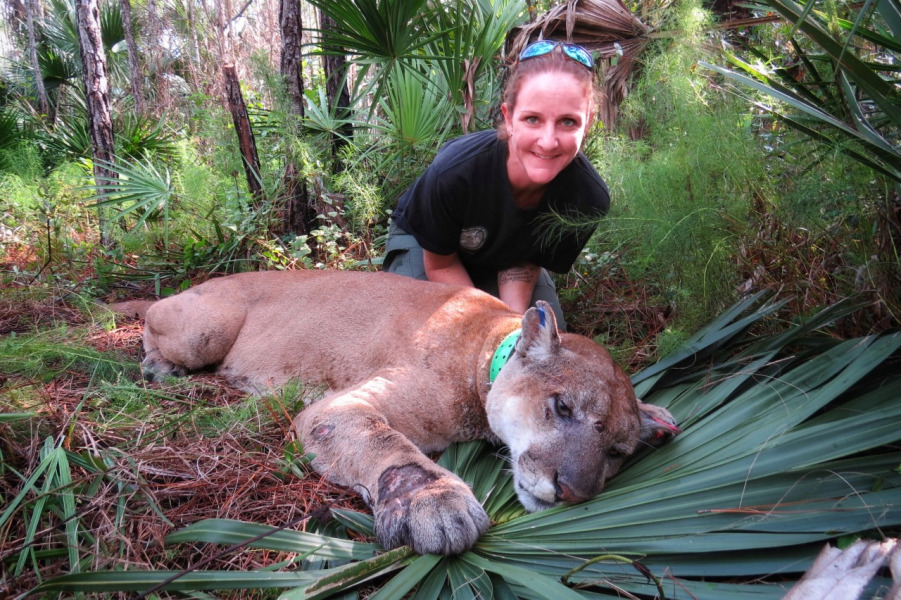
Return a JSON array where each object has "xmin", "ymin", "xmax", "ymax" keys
[{"xmin": 537, "ymin": 124, "xmax": 558, "ymax": 149}]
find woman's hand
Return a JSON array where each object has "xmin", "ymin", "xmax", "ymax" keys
[{"xmin": 498, "ymin": 262, "xmax": 540, "ymax": 314}]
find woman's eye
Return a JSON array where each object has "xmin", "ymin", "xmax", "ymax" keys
[
  {"xmin": 561, "ymin": 118, "xmax": 577, "ymax": 127},
  {"xmin": 524, "ymin": 116, "xmax": 539, "ymax": 125}
]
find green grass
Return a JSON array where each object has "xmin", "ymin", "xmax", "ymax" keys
[
  {"xmin": 574, "ymin": 0, "xmax": 770, "ymax": 337},
  {"xmin": 590, "ymin": 91, "xmax": 768, "ymax": 335},
  {"xmin": 0, "ymin": 327, "xmax": 137, "ymax": 383}
]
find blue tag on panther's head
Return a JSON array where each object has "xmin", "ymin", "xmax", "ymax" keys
[{"xmin": 538, "ymin": 305, "xmax": 546, "ymax": 327}]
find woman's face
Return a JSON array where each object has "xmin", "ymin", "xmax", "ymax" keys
[{"xmin": 502, "ymin": 71, "xmax": 592, "ymax": 195}]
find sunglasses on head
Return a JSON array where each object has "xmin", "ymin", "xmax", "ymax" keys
[{"xmin": 518, "ymin": 40, "xmax": 594, "ymax": 70}]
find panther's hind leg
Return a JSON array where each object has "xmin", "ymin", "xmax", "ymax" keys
[{"xmin": 140, "ymin": 290, "xmax": 247, "ymax": 380}]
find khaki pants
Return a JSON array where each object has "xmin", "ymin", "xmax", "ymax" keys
[{"xmin": 383, "ymin": 222, "xmax": 568, "ymax": 330}]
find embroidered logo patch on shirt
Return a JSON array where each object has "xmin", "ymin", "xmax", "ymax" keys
[{"xmin": 459, "ymin": 227, "xmax": 488, "ymax": 252}]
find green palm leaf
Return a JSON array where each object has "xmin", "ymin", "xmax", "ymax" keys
[
  {"xmin": 307, "ymin": 0, "xmax": 448, "ymax": 113},
  {"xmin": 87, "ymin": 156, "xmax": 174, "ymax": 242},
  {"xmin": 424, "ymin": 0, "xmax": 527, "ymax": 125},
  {"xmin": 704, "ymin": 0, "xmax": 901, "ymax": 181},
  {"xmin": 164, "ymin": 519, "xmax": 381, "ymax": 560},
  {"xmin": 359, "ymin": 64, "xmax": 456, "ymax": 187},
  {"xmin": 304, "ymin": 86, "xmax": 356, "ymax": 148},
  {"xmin": 704, "ymin": 59, "xmax": 901, "ymax": 181},
  {"xmin": 307, "ymin": 0, "xmax": 441, "ymax": 61},
  {"xmin": 0, "ymin": 109, "xmax": 22, "ymax": 157},
  {"xmin": 33, "ymin": 570, "xmax": 325, "ymax": 594},
  {"xmin": 375, "ymin": 65, "xmax": 455, "ymax": 149},
  {"xmin": 770, "ymin": 0, "xmax": 901, "ymax": 123}
]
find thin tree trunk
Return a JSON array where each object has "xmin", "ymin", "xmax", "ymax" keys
[
  {"xmin": 280, "ymin": 0, "xmax": 305, "ymax": 116},
  {"xmin": 186, "ymin": 0, "xmax": 202, "ymax": 92},
  {"xmin": 222, "ymin": 64, "xmax": 264, "ymax": 207},
  {"xmin": 119, "ymin": 0, "xmax": 144, "ymax": 116},
  {"xmin": 75, "ymin": 0, "xmax": 116, "ymax": 247},
  {"xmin": 25, "ymin": 0, "xmax": 49, "ymax": 117},
  {"xmin": 279, "ymin": 0, "xmax": 317, "ymax": 238},
  {"xmin": 213, "ymin": 0, "xmax": 234, "ymax": 115},
  {"xmin": 216, "ymin": 0, "xmax": 233, "ymax": 67},
  {"xmin": 320, "ymin": 9, "xmax": 353, "ymax": 172},
  {"xmin": 145, "ymin": 0, "xmax": 170, "ymax": 110}
]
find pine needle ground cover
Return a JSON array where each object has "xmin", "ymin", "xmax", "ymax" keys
[{"xmin": 1, "ymin": 285, "xmax": 897, "ymax": 599}]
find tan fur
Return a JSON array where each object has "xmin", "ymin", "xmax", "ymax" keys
[{"xmin": 115, "ymin": 270, "xmax": 678, "ymax": 555}]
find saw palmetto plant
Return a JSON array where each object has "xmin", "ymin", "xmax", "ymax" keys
[
  {"xmin": 704, "ymin": 0, "xmax": 901, "ymax": 184},
  {"xmin": 34, "ymin": 292, "xmax": 901, "ymax": 599}
]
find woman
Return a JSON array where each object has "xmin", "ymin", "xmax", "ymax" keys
[{"xmin": 384, "ymin": 40, "xmax": 609, "ymax": 330}]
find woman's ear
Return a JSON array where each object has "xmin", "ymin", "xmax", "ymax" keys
[{"xmin": 501, "ymin": 103, "xmax": 512, "ymax": 134}]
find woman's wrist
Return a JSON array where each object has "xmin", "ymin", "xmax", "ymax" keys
[
  {"xmin": 423, "ymin": 249, "xmax": 474, "ymax": 287},
  {"xmin": 498, "ymin": 263, "xmax": 539, "ymax": 314}
]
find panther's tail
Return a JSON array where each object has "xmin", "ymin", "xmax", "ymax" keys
[{"xmin": 108, "ymin": 300, "xmax": 157, "ymax": 319}]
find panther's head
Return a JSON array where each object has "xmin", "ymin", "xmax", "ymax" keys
[{"xmin": 485, "ymin": 302, "xmax": 678, "ymax": 512}]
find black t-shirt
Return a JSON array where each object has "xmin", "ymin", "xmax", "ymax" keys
[{"xmin": 392, "ymin": 130, "xmax": 610, "ymax": 277}]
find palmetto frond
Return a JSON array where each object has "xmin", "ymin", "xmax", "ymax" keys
[
  {"xmin": 87, "ymin": 156, "xmax": 174, "ymax": 244},
  {"xmin": 306, "ymin": 0, "xmax": 447, "ymax": 118},
  {"xmin": 704, "ymin": 0, "xmax": 901, "ymax": 182}
]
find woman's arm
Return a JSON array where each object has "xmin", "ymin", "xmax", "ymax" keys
[
  {"xmin": 497, "ymin": 262, "xmax": 540, "ymax": 314},
  {"xmin": 423, "ymin": 249, "xmax": 475, "ymax": 288}
]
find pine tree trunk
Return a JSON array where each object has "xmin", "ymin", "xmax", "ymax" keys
[
  {"xmin": 26, "ymin": 0, "xmax": 50, "ymax": 118},
  {"xmin": 75, "ymin": 0, "xmax": 116, "ymax": 247},
  {"xmin": 222, "ymin": 64, "xmax": 264, "ymax": 207},
  {"xmin": 320, "ymin": 9, "xmax": 353, "ymax": 172},
  {"xmin": 215, "ymin": 0, "xmax": 232, "ymax": 70},
  {"xmin": 280, "ymin": 0, "xmax": 305, "ymax": 117},
  {"xmin": 119, "ymin": 0, "xmax": 144, "ymax": 116},
  {"xmin": 279, "ymin": 0, "xmax": 317, "ymax": 239}
]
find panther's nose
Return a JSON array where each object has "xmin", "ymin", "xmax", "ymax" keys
[{"xmin": 554, "ymin": 475, "xmax": 587, "ymax": 504}]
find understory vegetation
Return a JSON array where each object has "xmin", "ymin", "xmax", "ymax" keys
[{"xmin": 2, "ymin": 0, "xmax": 900, "ymax": 598}]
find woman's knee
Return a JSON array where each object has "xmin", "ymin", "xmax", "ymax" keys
[
  {"xmin": 530, "ymin": 269, "xmax": 566, "ymax": 331},
  {"xmin": 383, "ymin": 247, "xmax": 428, "ymax": 281}
]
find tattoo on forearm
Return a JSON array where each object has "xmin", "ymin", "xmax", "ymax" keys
[{"xmin": 499, "ymin": 263, "xmax": 539, "ymax": 285}]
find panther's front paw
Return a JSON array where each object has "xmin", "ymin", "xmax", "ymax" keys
[{"xmin": 374, "ymin": 464, "xmax": 489, "ymax": 555}]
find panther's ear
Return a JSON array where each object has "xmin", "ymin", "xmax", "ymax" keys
[{"xmin": 516, "ymin": 301, "xmax": 560, "ymax": 361}]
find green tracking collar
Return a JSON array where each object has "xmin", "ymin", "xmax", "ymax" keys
[{"xmin": 489, "ymin": 329, "xmax": 521, "ymax": 383}]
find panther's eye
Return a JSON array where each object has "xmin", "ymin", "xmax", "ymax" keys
[
  {"xmin": 608, "ymin": 444, "xmax": 630, "ymax": 460},
  {"xmin": 553, "ymin": 395, "xmax": 572, "ymax": 420}
]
